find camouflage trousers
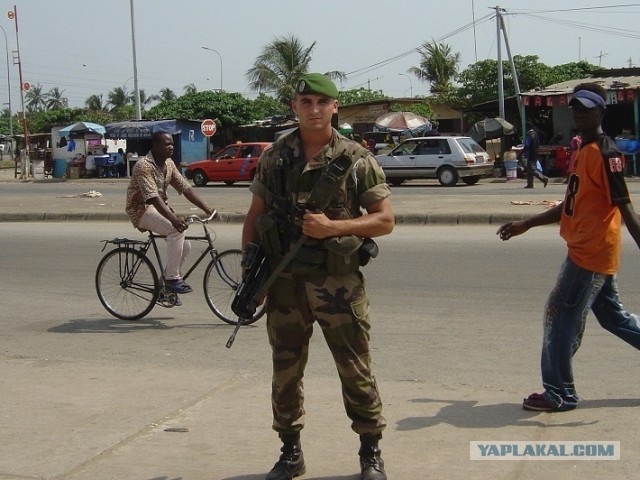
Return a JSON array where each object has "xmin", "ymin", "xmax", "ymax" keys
[{"xmin": 266, "ymin": 271, "xmax": 386, "ymax": 436}]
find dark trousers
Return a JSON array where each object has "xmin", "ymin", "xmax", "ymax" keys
[{"xmin": 525, "ymin": 158, "xmax": 547, "ymax": 186}]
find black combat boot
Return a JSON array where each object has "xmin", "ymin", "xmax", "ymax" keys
[
  {"xmin": 265, "ymin": 432, "xmax": 306, "ymax": 480},
  {"xmin": 359, "ymin": 433, "xmax": 386, "ymax": 480}
]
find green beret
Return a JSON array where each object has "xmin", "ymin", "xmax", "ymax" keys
[{"xmin": 296, "ymin": 73, "xmax": 338, "ymax": 98}]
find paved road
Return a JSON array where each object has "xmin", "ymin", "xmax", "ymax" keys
[{"xmin": 2, "ymin": 223, "xmax": 640, "ymax": 479}]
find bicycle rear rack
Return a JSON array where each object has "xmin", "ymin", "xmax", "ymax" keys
[{"xmin": 100, "ymin": 237, "xmax": 149, "ymax": 252}]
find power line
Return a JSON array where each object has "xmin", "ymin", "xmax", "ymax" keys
[{"xmin": 344, "ymin": 13, "xmax": 494, "ymax": 80}]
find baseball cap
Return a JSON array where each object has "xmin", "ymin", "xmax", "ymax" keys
[
  {"xmin": 296, "ymin": 73, "xmax": 338, "ymax": 98},
  {"xmin": 569, "ymin": 89, "xmax": 606, "ymax": 109}
]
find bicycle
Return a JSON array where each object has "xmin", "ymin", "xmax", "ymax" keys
[{"xmin": 95, "ymin": 210, "xmax": 265, "ymax": 325}]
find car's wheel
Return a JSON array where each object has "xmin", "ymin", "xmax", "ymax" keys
[
  {"xmin": 193, "ymin": 170, "xmax": 208, "ymax": 187},
  {"xmin": 437, "ymin": 166, "xmax": 458, "ymax": 186},
  {"xmin": 224, "ymin": 180, "xmax": 235, "ymax": 186},
  {"xmin": 462, "ymin": 175, "xmax": 481, "ymax": 185},
  {"xmin": 388, "ymin": 178, "xmax": 406, "ymax": 186}
]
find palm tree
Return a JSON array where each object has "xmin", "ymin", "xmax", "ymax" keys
[
  {"xmin": 25, "ymin": 83, "xmax": 47, "ymax": 112},
  {"xmin": 107, "ymin": 87, "xmax": 131, "ymax": 110},
  {"xmin": 183, "ymin": 83, "xmax": 197, "ymax": 95},
  {"xmin": 45, "ymin": 87, "xmax": 69, "ymax": 110},
  {"xmin": 139, "ymin": 89, "xmax": 159, "ymax": 107},
  {"xmin": 159, "ymin": 87, "xmax": 177, "ymax": 102},
  {"xmin": 409, "ymin": 41, "xmax": 461, "ymax": 94},
  {"xmin": 246, "ymin": 34, "xmax": 345, "ymax": 105},
  {"xmin": 85, "ymin": 94, "xmax": 107, "ymax": 111}
]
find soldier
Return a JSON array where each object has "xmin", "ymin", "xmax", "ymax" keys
[{"xmin": 242, "ymin": 73, "xmax": 394, "ymax": 480}]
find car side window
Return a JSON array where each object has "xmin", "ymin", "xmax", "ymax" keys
[
  {"xmin": 436, "ymin": 139, "xmax": 451, "ymax": 155},
  {"xmin": 398, "ymin": 142, "xmax": 417, "ymax": 155},
  {"xmin": 216, "ymin": 146, "xmax": 239, "ymax": 159},
  {"xmin": 241, "ymin": 146, "xmax": 254, "ymax": 157}
]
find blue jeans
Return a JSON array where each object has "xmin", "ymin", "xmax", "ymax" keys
[{"xmin": 541, "ymin": 257, "xmax": 640, "ymax": 410}]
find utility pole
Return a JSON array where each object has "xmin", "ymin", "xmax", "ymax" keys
[
  {"xmin": 595, "ymin": 50, "xmax": 608, "ymax": 67},
  {"xmin": 8, "ymin": 4, "xmax": 28, "ymax": 178},
  {"xmin": 495, "ymin": 6, "xmax": 504, "ymax": 120},
  {"xmin": 495, "ymin": 6, "xmax": 525, "ymax": 138},
  {"xmin": 129, "ymin": 0, "xmax": 141, "ymax": 120}
]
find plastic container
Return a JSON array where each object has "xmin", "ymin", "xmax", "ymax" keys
[
  {"xmin": 32, "ymin": 160, "xmax": 45, "ymax": 180},
  {"xmin": 504, "ymin": 160, "xmax": 518, "ymax": 180},
  {"xmin": 615, "ymin": 138, "xmax": 630, "ymax": 152},
  {"xmin": 53, "ymin": 159, "xmax": 67, "ymax": 178}
]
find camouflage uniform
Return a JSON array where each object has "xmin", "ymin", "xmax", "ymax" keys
[{"xmin": 249, "ymin": 128, "xmax": 390, "ymax": 436}]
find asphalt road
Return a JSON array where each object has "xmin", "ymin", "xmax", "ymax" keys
[{"xmin": 3, "ymin": 223, "xmax": 640, "ymax": 479}]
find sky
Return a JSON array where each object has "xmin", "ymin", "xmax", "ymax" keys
[{"xmin": 1, "ymin": 1, "xmax": 639, "ymax": 111}]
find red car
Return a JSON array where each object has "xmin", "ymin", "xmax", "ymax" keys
[{"xmin": 185, "ymin": 142, "xmax": 271, "ymax": 186}]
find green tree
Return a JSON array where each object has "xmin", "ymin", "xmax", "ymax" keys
[
  {"xmin": 338, "ymin": 88, "xmax": 388, "ymax": 106},
  {"xmin": 456, "ymin": 56, "xmax": 598, "ymax": 105},
  {"xmin": 26, "ymin": 108, "xmax": 79, "ymax": 134},
  {"xmin": 25, "ymin": 83, "xmax": 47, "ymax": 112},
  {"xmin": 246, "ymin": 34, "xmax": 345, "ymax": 105},
  {"xmin": 389, "ymin": 100, "xmax": 436, "ymax": 124},
  {"xmin": 147, "ymin": 90, "xmax": 259, "ymax": 129},
  {"xmin": 107, "ymin": 87, "xmax": 131, "ymax": 110},
  {"xmin": 45, "ymin": 87, "xmax": 69, "ymax": 110},
  {"xmin": 85, "ymin": 94, "xmax": 108, "ymax": 112},
  {"xmin": 159, "ymin": 87, "xmax": 177, "ymax": 102},
  {"xmin": 251, "ymin": 93, "xmax": 291, "ymax": 119},
  {"xmin": 138, "ymin": 89, "xmax": 158, "ymax": 108},
  {"xmin": 183, "ymin": 83, "xmax": 198, "ymax": 95},
  {"xmin": 547, "ymin": 61, "xmax": 597, "ymax": 85},
  {"xmin": 409, "ymin": 41, "xmax": 461, "ymax": 94}
]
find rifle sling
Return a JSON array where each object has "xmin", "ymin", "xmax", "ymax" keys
[{"xmin": 254, "ymin": 151, "xmax": 356, "ymax": 300}]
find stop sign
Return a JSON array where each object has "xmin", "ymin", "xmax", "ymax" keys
[{"xmin": 201, "ymin": 119, "xmax": 216, "ymax": 137}]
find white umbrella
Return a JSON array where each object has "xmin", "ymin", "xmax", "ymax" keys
[{"xmin": 374, "ymin": 112, "xmax": 430, "ymax": 132}]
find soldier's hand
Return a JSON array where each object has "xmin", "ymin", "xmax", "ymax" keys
[{"xmin": 302, "ymin": 210, "xmax": 335, "ymax": 239}]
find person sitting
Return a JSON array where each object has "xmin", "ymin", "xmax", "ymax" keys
[
  {"xmin": 125, "ymin": 131, "xmax": 214, "ymax": 295},
  {"xmin": 85, "ymin": 150, "xmax": 96, "ymax": 177}
]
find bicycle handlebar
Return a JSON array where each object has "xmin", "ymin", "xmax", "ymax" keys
[{"xmin": 186, "ymin": 209, "xmax": 218, "ymax": 225}]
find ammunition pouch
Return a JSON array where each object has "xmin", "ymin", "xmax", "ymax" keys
[
  {"xmin": 324, "ymin": 235, "xmax": 362, "ymax": 275},
  {"xmin": 359, "ymin": 238, "xmax": 379, "ymax": 266},
  {"xmin": 255, "ymin": 214, "xmax": 282, "ymax": 257}
]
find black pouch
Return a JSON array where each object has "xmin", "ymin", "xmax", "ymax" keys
[{"xmin": 359, "ymin": 238, "xmax": 379, "ymax": 266}]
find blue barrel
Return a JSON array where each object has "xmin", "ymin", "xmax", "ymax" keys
[{"xmin": 53, "ymin": 159, "xmax": 67, "ymax": 178}]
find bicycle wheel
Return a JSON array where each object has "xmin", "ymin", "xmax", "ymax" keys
[
  {"xmin": 96, "ymin": 247, "xmax": 159, "ymax": 320},
  {"xmin": 204, "ymin": 248, "xmax": 266, "ymax": 325}
]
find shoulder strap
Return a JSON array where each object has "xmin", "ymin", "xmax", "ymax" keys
[{"xmin": 305, "ymin": 151, "xmax": 357, "ymax": 212}]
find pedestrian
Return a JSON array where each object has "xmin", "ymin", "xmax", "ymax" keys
[
  {"xmin": 241, "ymin": 73, "xmax": 394, "ymax": 480},
  {"xmin": 497, "ymin": 82, "xmax": 640, "ymax": 412},
  {"xmin": 523, "ymin": 122, "xmax": 548, "ymax": 188},
  {"xmin": 125, "ymin": 131, "xmax": 214, "ymax": 297}
]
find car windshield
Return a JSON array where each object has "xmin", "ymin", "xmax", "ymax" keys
[{"xmin": 456, "ymin": 138, "xmax": 485, "ymax": 154}]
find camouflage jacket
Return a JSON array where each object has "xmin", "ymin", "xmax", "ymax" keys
[{"xmin": 249, "ymin": 128, "xmax": 390, "ymax": 274}]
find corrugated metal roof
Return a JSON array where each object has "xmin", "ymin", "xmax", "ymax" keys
[{"xmin": 522, "ymin": 75, "xmax": 640, "ymax": 97}]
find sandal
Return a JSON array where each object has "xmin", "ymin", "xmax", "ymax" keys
[{"xmin": 165, "ymin": 279, "xmax": 193, "ymax": 294}]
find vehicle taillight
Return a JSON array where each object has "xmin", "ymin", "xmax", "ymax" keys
[{"xmin": 464, "ymin": 154, "xmax": 475, "ymax": 165}]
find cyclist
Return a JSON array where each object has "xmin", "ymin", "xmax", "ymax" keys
[{"xmin": 125, "ymin": 131, "xmax": 214, "ymax": 295}]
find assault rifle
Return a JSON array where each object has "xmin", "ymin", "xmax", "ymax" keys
[{"xmin": 226, "ymin": 151, "xmax": 355, "ymax": 348}]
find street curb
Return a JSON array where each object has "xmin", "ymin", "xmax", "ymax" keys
[{"xmin": 0, "ymin": 211, "xmax": 538, "ymax": 225}]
